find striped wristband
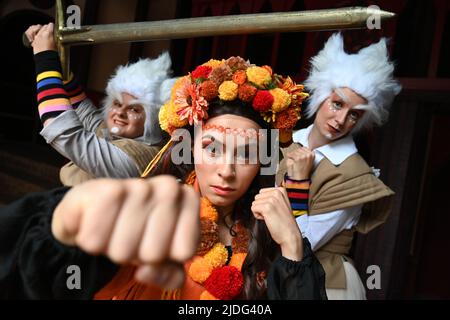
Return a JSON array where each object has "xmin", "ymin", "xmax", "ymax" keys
[
  {"xmin": 35, "ymin": 50, "xmax": 72, "ymax": 123},
  {"xmin": 284, "ymin": 175, "xmax": 310, "ymax": 217}
]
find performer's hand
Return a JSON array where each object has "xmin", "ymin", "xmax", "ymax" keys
[
  {"xmin": 25, "ymin": 24, "xmax": 43, "ymax": 44},
  {"xmin": 251, "ymin": 187, "xmax": 303, "ymax": 261},
  {"xmin": 31, "ymin": 23, "xmax": 56, "ymax": 54},
  {"xmin": 52, "ymin": 176, "xmax": 201, "ymax": 289},
  {"xmin": 286, "ymin": 145, "xmax": 315, "ymax": 180}
]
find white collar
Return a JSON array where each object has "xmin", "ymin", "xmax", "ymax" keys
[{"xmin": 292, "ymin": 124, "xmax": 358, "ymax": 166}]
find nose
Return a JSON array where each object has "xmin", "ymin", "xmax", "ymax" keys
[
  {"xmin": 217, "ymin": 162, "xmax": 236, "ymax": 180},
  {"xmin": 334, "ymin": 109, "xmax": 347, "ymax": 127},
  {"xmin": 115, "ymin": 107, "xmax": 127, "ymax": 118}
]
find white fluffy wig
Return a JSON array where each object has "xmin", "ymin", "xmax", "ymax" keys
[
  {"xmin": 304, "ymin": 33, "xmax": 402, "ymax": 132},
  {"xmin": 102, "ymin": 51, "xmax": 178, "ymax": 145}
]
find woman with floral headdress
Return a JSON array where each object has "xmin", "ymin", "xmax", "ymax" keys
[
  {"xmin": 277, "ymin": 33, "xmax": 402, "ymax": 299},
  {"xmin": 0, "ymin": 56, "xmax": 326, "ymax": 300}
]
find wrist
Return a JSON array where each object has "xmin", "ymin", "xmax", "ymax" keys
[
  {"xmin": 280, "ymin": 233, "xmax": 303, "ymax": 261},
  {"xmin": 34, "ymin": 50, "xmax": 62, "ymax": 75},
  {"xmin": 284, "ymin": 174, "xmax": 311, "ymax": 184}
]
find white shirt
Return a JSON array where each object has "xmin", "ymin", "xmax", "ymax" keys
[{"xmin": 292, "ymin": 125, "xmax": 363, "ymax": 251}]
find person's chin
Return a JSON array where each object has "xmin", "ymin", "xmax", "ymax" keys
[{"xmin": 208, "ymin": 193, "xmax": 234, "ymax": 207}]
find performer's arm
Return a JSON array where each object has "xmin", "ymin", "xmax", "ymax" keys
[
  {"xmin": 30, "ymin": 23, "xmax": 88, "ymax": 124},
  {"xmin": 267, "ymin": 238, "xmax": 327, "ymax": 300},
  {"xmin": 0, "ymin": 188, "xmax": 118, "ymax": 299},
  {"xmin": 40, "ymin": 112, "xmax": 140, "ymax": 178}
]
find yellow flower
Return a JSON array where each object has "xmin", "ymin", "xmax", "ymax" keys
[
  {"xmin": 218, "ymin": 81, "xmax": 238, "ymax": 101},
  {"xmin": 246, "ymin": 66, "xmax": 272, "ymax": 87},
  {"xmin": 171, "ymin": 76, "xmax": 188, "ymax": 99},
  {"xmin": 159, "ymin": 102, "xmax": 169, "ymax": 132},
  {"xmin": 202, "ymin": 59, "xmax": 225, "ymax": 69},
  {"xmin": 167, "ymin": 101, "xmax": 188, "ymax": 128},
  {"xmin": 188, "ymin": 256, "xmax": 213, "ymax": 283},
  {"xmin": 270, "ymin": 88, "xmax": 291, "ymax": 112},
  {"xmin": 204, "ymin": 243, "xmax": 228, "ymax": 269}
]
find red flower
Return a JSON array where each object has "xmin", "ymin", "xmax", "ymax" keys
[
  {"xmin": 252, "ymin": 90, "xmax": 274, "ymax": 112},
  {"xmin": 204, "ymin": 266, "xmax": 244, "ymax": 300},
  {"xmin": 192, "ymin": 65, "xmax": 212, "ymax": 80}
]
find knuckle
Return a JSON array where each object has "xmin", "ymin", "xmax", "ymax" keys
[
  {"xmin": 138, "ymin": 245, "xmax": 164, "ymax": 264},
  {"xmin": 76, "ymin": 234, "xmax": 104, "ymax": 256},
  {"xmin": 131, "ymin": 179, "xmax": 153, "ymax": 199},
  {"xmin": 171, "ymin": 246, "xmax": 195, "ymax": 263},
  {"xmin": 108, "ymin": 247, "xmax": 133, "ymax": 265},
  {"xmin": 101, "ymin": 181, "xmax": 126, "ymax": 200}
]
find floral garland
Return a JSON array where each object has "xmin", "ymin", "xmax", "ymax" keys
[
  {"xmin": 158, "ymin": 57, "xmax": 309, "ymax": 143},
  {"xmin": 185, "ymin": 172, "xmax": 250, "ymax": 300}
]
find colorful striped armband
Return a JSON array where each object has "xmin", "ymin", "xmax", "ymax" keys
[
  {"xmin": 284, "ymin": 175, "xmax": 311, "ymax": 217},
  {"xmin": 34, "ymin": 50, "xmax": 72, "ymax": 123}
]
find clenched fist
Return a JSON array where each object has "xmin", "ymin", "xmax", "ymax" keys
[
  {"xmin": 286, "ymin": 145, "xmax": 315, "ymax": 180},
  {"xmin": 25, "ymin": 23, "xmax": 56, "ymax": 54},
  {"xmin": 52, "ymin": 176, "xmax": 200, "ymax": 289}
]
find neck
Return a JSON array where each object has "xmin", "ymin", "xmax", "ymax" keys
[
  {"xmin": 217, "ymin": 204, "xmax": 234, "ymax": 226},
  {"xmin": 217, "ymin": 204, "xmax": 235, "ymax": 246},
  {"xmin": 308, "ymin": 124, "xmax": 330, "ymax": 150}
]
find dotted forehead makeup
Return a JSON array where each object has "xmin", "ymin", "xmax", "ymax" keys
[{"xmin": 202, "ymin": 124, "xmax": 263, "ymax": 139}]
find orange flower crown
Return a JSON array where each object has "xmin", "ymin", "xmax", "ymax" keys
[{"xmin": 158, "ymin": 56, "xmax": 309, "ymax": 143}]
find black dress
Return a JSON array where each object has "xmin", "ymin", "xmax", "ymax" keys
[{"xmin": 0, "ymin": 188, "xmax": 327, "ymax": 300}]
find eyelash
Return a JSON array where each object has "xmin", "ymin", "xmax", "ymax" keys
[
  {"xmin": 331, "ymin": 100, "xmax": 361, "ymax": 122},
  {"xmin": 202, "ymin": 141, "xmax": 257, "ymax": 163},
  {"xmin": 331, "ymin": 101, "xmax": 342, "ymax": 109},
  {"xmin": 202, "ymin": 141, "xmax": 221, "ymax": 157},
  {"xmin": 349, "ymin": 111, "xmax": 359, "ymax": 120}
]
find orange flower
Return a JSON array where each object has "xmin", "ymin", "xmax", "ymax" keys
[
  {"xmin": 175, "ymin": 77, "xmax": 209, "ymax": 125},
  {"xmin": 188, "ymin": 256, "xmax": 213, "ymax": 283},
  {"xmin": 262, "ymin": 65, "xmax": 273, "ymax": 76},
  {"xmin": 273, "ymin": 106, "xmax": 300, "ymax": 130},
  {"xmin": 200, "ymin": 197, "xmax": 218, "ymax": 221},
  {"xmin": 238, "ymin": 83, "xmax": 257, "ymax": 102},
  {"xmin": 278, "ymin": 128, "xmax": 293, "ymax": 144},
  {"xmin": 200, "ymin": 290, "xmax": 218, "ymax": 300},
  {"xmin": 200, "ymin": 80, "xmax": 218, "ymax": 101},
  {"xmin": 232, "ymin": 70, "xmax": 247, "ymax": 85}
]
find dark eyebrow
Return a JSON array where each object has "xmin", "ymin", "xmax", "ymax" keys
[
  {"xmin": 202, "ymin": 134, "xmax": 220, "ymax": 144},
  {"xmin": 127, "ymin": 104, "xmax": 143, "ymax": 109}
]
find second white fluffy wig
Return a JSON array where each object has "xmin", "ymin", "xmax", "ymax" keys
[
  {"xmin": 103, "ymin": 52, "xmax": 178, "ymax": 145},
  {"xmin": 304, "ymin": 33, "xmax": 402, "ymax": 132}
]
